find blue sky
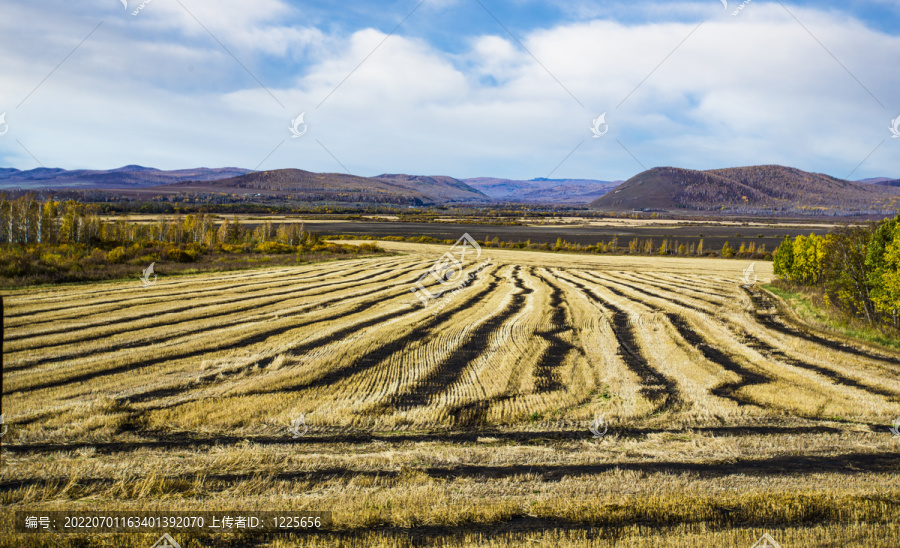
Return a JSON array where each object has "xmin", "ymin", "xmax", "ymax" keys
[{"xmin": 0, "ymin": 0, "xmax": 898, "ymax": 181}]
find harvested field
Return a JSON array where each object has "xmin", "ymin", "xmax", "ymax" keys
[{"xmin": 2, "ymin": 245, "xmax": 900, "ymax": 547}]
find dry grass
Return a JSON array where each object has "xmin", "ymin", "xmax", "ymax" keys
[{"xmin": 2, "ymin": 247, "xmax": 899, "ymax": 547}]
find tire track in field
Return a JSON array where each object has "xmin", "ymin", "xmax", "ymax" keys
[
  {"xmin": 559, "ymin": 271, "xmax": 680, "ymax": 410},
  {"xmin": 745, "ymin": 287, "xmax": 900, "ymax": 367},
  {"xmin": 391, "ymin": 267, "xmax": 532, "ymax": 410},
  {"xmin": 6, "ymin": 264, "xmax": 428, "ymax": 370}
]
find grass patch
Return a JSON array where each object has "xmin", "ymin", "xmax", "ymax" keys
[{"xmin": 764, "ymin": 283, "xmax": 900, "ymax": 351}]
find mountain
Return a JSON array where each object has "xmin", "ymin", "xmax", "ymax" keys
[
  {"xmin": 590, "ymin": 165, "xmax": 900, "ymax": 214},
  {"xmin": 5, "ymin": 163, "xmax": 896, "ymax": 211},
  {"xmin": 374, "ymin": 174, "xmax": 490, "ymax": 203},
  {"xmin": 0, "ymin": 165, "xmax": 251, "ymax": 189},
  {"xmin": 464, "ymin": 177, "xmax": 620, "ymax": 203},
  {"xmin": 161, "ymin": 169, "xmax": 490, "ymax": 205},
  {"xmin": 858, "ymin": 177, "xmax": 900, "ymax": 185}
]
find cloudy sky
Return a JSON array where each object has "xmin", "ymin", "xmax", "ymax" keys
[{"xmin": 1, "ymin": 0, "xmax": 898, "ymax": 181}]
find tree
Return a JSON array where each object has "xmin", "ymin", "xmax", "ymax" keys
[
  {"xmin": 791, "ymin": 234, "xmax": 825, "ymax": 285},
  {"xmin": 874, "ymin": 232, "xmax": 900, "ymax": 327},
  {"xmin": 821, "ymin": 227, "xmax": 874, "ymax": 323},
  {"xmin": 773, "ymin": 236, "xmax": 794, "ymax": 279},
  {"xmin": 868, "ymin": 218, "xmax": 900, "ymax": 327},
  {"xmin": 721, "ymin": 241, "xmax": 734, "ymax": 258}
]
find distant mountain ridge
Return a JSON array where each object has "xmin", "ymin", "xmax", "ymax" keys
[
  {"xmin": 162, "ymin": 169, "xmax": 490, "ymax": 205},
  {"xmin": 0, "ymin": 165, "xmax": 251, "ymax": 189},
  {"xmin": 590, "ymin": 165, "xmax": 900, "ymax": 214},
  {"xmin": 464, "ymin": 177, "xmax": 620, "ymax": 203},
  {"xmin": 2, "ymin": 164, "xmax": 898, "ymax": 211},
  {"xmin": 858, "ymin": 177, "xmax": 900, "ymax": 186}
]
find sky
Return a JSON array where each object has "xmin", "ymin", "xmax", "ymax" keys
[{"xmin": 0, "ymin": 0, "xmax": 898, "ymax": 182}]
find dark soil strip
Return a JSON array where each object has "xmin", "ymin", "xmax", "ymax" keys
[
  {"xmin": 529, "ymin": 270, "xmax": 576, "ymax": 393},
  {"xmin": 3, "ymin": 258, "xmax": 407, "ymax": 321},
  {"xmin": 663, "ymin": 273, "xmax": 732, "ymax": 294},
  {"xmin": 5, "ymin": 260, "xmax": 422, "ymax": 348},
  {"xmin": 4, "ymin": 275, "xmax": 443, "ymax": 396},
  {"xmin": 392, "ymin": 267, "xmax": 532, "ymax": 410},
  {"xmin": 6, "ymin": 265, "xmax": 427, "ymax": 371},
  {"xmin": 664, "ymin": 314, "xmax": 770, "ymax": 405},
  {"xmin": 591, "ymin": 279, "xmax": 769, "ymax": 407},
  {"xmin": 127, "ymin": 265, "xmax": 499, "ymax": 404},
  {"xmin": 3, "ymin": 452, "xmax": 898, "ymax": 492},
  {"xmin": 599, "ymin": 274, "xmax": 897, "ymax": 400},
  {"xmin": 557, "ymin": 272, "xmax": 679, "ymax": 409},
  {"xmin": 445, "ymin": 397, "xmax": 501, "ymax": 427},
  {"xmin": 0, "ymin": 424, "xmax": 861, "ymax": 454},
  {"xmin": 745, "ymin": 287, "xmax": 900, "ymax": 367},
  {"xmin": 279, "ymin": 267, "xmax": 501, "ymax": 394},
  {"xmin": 738, "ymin": 330, "xmax": 899, "ymax": 399},
  {"xmin": 607, "ymin": 271, "xmax": 727, "ymax": 309},
  {"xmin": 591, "ymin": 271, "xmax": 710, "ymax": 314}
]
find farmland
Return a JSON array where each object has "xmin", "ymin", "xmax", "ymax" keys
[{"xmin": 2, "ymin": 243, "xmax": 900, "ymax": 547}]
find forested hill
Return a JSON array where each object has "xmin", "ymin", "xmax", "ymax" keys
[
  {"xmin": 164, "ymin": 169, "xmax": 491, "ymax": 205},
  {"xmin": 590, "ymin": 165, "xmax": 900, "ymax": 214}
]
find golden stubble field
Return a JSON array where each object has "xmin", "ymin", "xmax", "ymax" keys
[{"xmin": 2, "ymin": 244, "xmax": 900, "ymax": 547}]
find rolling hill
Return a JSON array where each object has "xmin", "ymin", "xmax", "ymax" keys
[
  {"xmin": 161, "ymin": 169, "xmax": 490, "ymax": 205},
  {"xmin": 590, "ymin": 165, "xmax": 900, "ymax": 214}
]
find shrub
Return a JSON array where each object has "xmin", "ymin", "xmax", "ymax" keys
[
  {"xmin": 162, "ymin": 246, "xmax": 194, "ymax": 262},
  {"xmin": 357, "ymin": 243, "xmax": 381, "ymax": 254},
  {"xmin": 107, "ymin": 246, "xmax": 127, "ymax": 264},
  {"xmin": 255, "ymin": 241, "xmax": 295, "ymax": 254},
  {"xmin": 88, "ymin": 249, "xmax": 107, "ymax": 264}
]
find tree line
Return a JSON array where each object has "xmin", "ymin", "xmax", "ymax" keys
[
  {"xmin": 773, "ymin": 214, "xmax": 900, "ymax": 329},
  {"xmin": 0, "ymin": 194, "xmax": 384, "ymax": 285},
  {"xmin": 0, "ymin": 194, "xmax": 320, "ymax": 248}
]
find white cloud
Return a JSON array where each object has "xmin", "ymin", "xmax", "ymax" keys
[{"xmin": 0, "ymin": 1, "xmax": 898, "ymax": 181}]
